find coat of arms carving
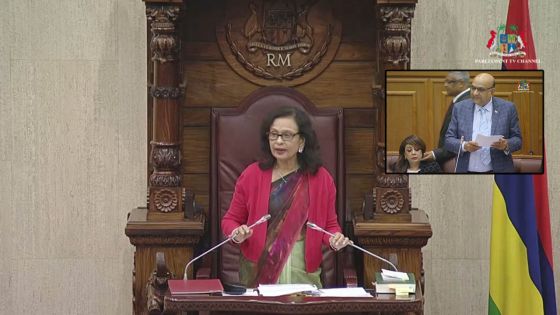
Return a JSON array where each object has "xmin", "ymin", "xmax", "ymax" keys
[{"xmin": 217, "ymin": 0, "xmax": 341, "ymax": 86}]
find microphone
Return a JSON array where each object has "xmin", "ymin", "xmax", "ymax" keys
[
  {"xmin": 454, "ymin": 136, "xmax": 464, "ymax": 173},
  {"xmin": 306, "ymin": 222, "xmax": 398, "ymax": 272},
  {"xmin": 183, "ymin": 214, "xmax": 271, "ymax": 279}
]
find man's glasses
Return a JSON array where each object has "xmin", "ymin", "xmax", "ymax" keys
[
  {"xmin": 267, "ymin": 131, "xmax": 299, "ymax": 141},
  {"xmin": 444, "ymin": 79, "xmax": 461, "ymax": 84},
  {"xmin": 471, "ymin": 86, "xmax": 494, "ymax": 93}
]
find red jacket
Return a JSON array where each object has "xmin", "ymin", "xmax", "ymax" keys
[{"xmin": 221, "ymin": 162, "xmax": 341, "ymax": 273}]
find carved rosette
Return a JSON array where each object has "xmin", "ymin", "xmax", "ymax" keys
[
  {"xmin": 380, "ymin": 190, "xmax": 404, "ymax": 214},
  {"xmin": 377, "ymin": 5, "xmax": 414, "ymax": 68},
  {"xmin": 153, "ymin": 189, "xmax": 178, "ymax": 213},
  {"xmin": 146, "ymin": 6, "xmax": 180, "ymax": 63}
]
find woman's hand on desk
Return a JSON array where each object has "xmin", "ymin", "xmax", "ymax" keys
[{"xmin": 231, "ymin": 225, "xmax": 253, "ymax": 244}]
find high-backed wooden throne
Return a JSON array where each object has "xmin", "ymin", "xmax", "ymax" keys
[
  {"xmin": 197, "ymin": 86, "xmax": 353, "ymax": 287},
  {"xmin": 126, "ymin": 1, "xmax": 431, "ymax": 314}
]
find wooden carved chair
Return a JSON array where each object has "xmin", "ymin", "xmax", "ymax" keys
[{"xmin": 197, "ymin": 86, "xmax": 356, "ymax": 288}]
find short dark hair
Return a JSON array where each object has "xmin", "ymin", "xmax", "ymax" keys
[
  {"xmin": 393, "ymin": 134, "xmax": 426, "ymax": 173},
  {"xmin": 258, "ymin": 106, "xmax": 322, "ymax": 174},
  {"xmin": 448, "ymin": 71, "xmax": 470, "ymax": 85}
]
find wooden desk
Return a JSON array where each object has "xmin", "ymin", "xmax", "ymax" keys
[{"xmin": 163, "ymin": 285, "xmax": 423, "ymax": 315}]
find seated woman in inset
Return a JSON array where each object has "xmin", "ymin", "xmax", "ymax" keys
[
  {"xmin": 221, "ymin": 106, "xmax": 350, "ymax": 288},
  {"xmin": 392, "ymin": 135, "xmax": 442, "ymax": 173}
]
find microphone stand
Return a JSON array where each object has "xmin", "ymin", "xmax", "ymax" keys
[
  {"xmin": 306, "ymin": 222, "xmax": 398, "ymax": 272},
  {"xmin": 183, "ymin": 214, "xmax": 271, "ymax": 279},
  {"xmin": 454, "ymin": 136, "xmax": 464, "ymax": 173}
]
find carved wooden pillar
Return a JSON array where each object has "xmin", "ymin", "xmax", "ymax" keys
[
  {"xmin": 146, "ymin": 2, "xmax": 185, "ymax": 221},
  {"xmin": 373, "ymin": 1, "xmax": 416, "ymax": 222},
  {"xmin": 125, "ymin": 2, "xmax": 205, "ymax": 314},
  {"xmin": 355, "ymin": 0, "xmax": 431, "ymax": 293}
]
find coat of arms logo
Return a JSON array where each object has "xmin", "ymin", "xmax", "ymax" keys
[
  {"xmin": 486, "ymin": 24, "xmax": 527, "ymax": 58},
  {"xmin": 217, "ymin": 0, "xmax": 341, "ymax": 86}
]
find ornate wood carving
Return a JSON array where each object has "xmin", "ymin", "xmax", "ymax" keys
[
  {"xmin": 354, "ymin": 210, "xmax": 431, "ymax": 292},
  {"xmin": 217, "ymin": 0, "xmax": 342, "ymax": 86},
  {"xmin": 146, "ymin": 3, "xmax": 185, "ymax": 216},
  {"xmin": 377, "ymin": 5, "xmax": 415, "ymax": 68},
  {"xmin": 126, "ymin": 208, "xmax": 204, "ymax": 315},
  {"xmin": 147, "ymin": 6, "xmax": 180, "ymax": 63},
  {"xmin": 146, "ymin": 252, "xmax": 172, "ymax": 315},
  {"xmin": 370, "ymin": 2, "xmax": 416, "ymax": 223},
  {"xmin": 150, "ymin": 86, "xmax": 185, "ymax": 99}
]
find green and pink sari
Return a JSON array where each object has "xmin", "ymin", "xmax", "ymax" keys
[{"xmin": 239, "ymin": 170, "xmax": 322, "ymax": 288}]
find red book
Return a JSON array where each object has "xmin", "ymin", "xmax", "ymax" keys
[{"xmin": 168, "ymin": 279, "xmax": 224, "ymax": 295}]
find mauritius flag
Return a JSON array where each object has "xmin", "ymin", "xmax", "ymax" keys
[{"xmin": 489, "ymin": 168, "xmax": 557, "ymax": 315}]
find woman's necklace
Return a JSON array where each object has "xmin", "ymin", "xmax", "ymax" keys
[{"xmin": 276, "ymin": 166, "xmax": 299, "ymax": 183}]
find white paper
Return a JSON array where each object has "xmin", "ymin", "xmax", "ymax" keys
[
  {"xmin": 474, "ymin": 134, "xmax": 503, "ymax": 147},
  {"xmin": 381, "ymin": 269, "xmax": 409, "ymax": 281},
  {"xmin": 257, "ymin": 284, "xmax": 317, "ymax": 297},
  {"xmin": 318, "ymin": 287, "xmax": 372, "ymax": 297},
  {"xmin": 222, "ymin": 288, "xmax": 260, "ymax": 296}
]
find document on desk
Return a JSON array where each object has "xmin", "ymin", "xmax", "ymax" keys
[
  {"xmin": 257, "ymin": 284, "xmax": 317, "ymax": 297},
  {"xmin": 318, "ymin": 287, "xmax": 372, "ymax": 297},
  {"xmin": 222, "ymin": 288, "xmax": 259, "ymax": 297},
  {"xmin": 475, "ymin": 134, "xmax": 503, "ymax": 147}
]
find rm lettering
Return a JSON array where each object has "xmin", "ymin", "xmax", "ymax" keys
[{"xmin": 266, "ymin": 53, "xmax": 292, "ymax": 67}]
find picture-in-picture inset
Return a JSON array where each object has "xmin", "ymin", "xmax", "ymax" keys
[{"xmin": 385, "ymin": 70, "xmax": 544, "ymax": 174}]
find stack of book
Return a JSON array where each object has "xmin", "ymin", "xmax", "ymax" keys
[
  {"xmin": 373, "ymin": 269, "xmax": 416, "ymax": 295},
  {"xmin": 168, "ymin": 279, "xmax": 224, "ymax": 295}
]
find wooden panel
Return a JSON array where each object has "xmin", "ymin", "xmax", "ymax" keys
[
  {"xmin": 184, "ymin": 61, "xmax": 258, "ymax": 107},
  {"xmin": 346, "ymin": 175, "xmax": 375, "ymax": 221},
  {"xmin": 184, "ymin": 61, "xmax": 374, "ymax": 108},
  {"xmin": 183, "ymin": 173, "xmax": 210, "ymax": 215},
  {"xmin": 334, "ymin": 42, "xmax": 376, "ymax": 61},
  {"xmin": 533, "ymin": 91, "xmax": 544, "ymax": 156},
  {"xmin": 183, "ymin": 0, "xmax": 223, "ymax": 42},
  {"xmin": 345, "ymin": 128, "xmax": 374, "ymax": 174},
  {"xmin": 512, "ymin": 91, "xmax": 543, "ymax": 156},
  {"xmin": 298, "ymin": 62, "xmax": 374, "ymax": 107},
  {"xmin": 183, "ymin": 42, "xmax": 223, "ymax": 61},
  {"xmin": 134, "ymin": 246, "xmax": 193, "ymax": 315},
  {"xmin": 182, "ymin": 107, "xmax": 211, "ymax": 127},
  {"xmin": 182, "ymin": 127, "xmax": 210, "ymax": 173},
  {"xmin": 386, "ymin": 91, "xmax": 417, "ymax": 154},
  {"xmin": 344, "ymin": 108, "xmax": 375, "ymax": 128},
  {"xmin": 182, "ymin": 173, "xmax": 209, "ymax": 197},
  {"xmin": 334, "ymin": 0, "xmax": 375, "ymax": 41}
]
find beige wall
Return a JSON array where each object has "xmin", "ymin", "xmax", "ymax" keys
[
  {"xmin": 411, "ymin": 0, "xmax": 560, "ymax": 314},
  {"xmin": 0, "ymin": 0, "xmax": 146, "ymax": 313},
  {"xmin": 0, "ymin": 0, "xmax": 557, "ymax": 314}
]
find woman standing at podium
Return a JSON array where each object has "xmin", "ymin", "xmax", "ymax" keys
[{"xmin": 221, "ymin": 106, "xmax": 350, "ymax": 288}]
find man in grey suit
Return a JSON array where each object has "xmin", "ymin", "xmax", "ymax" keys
[
  {"xmin": 423, "ymin": 71, "xmax": 471, "ymax": 168},
  {"xmin": 444, "ymin": 73, "xmax": 522, "ymax": 173}
]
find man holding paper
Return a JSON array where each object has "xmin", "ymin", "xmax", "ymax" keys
[{"xmin": 444, "ymin": 73, "xmax": 522, "ymax": 173}]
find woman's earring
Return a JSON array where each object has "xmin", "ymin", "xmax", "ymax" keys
[{"xmin": 298, "ymin": 146, "xmax": 304, "ymax": 153}]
